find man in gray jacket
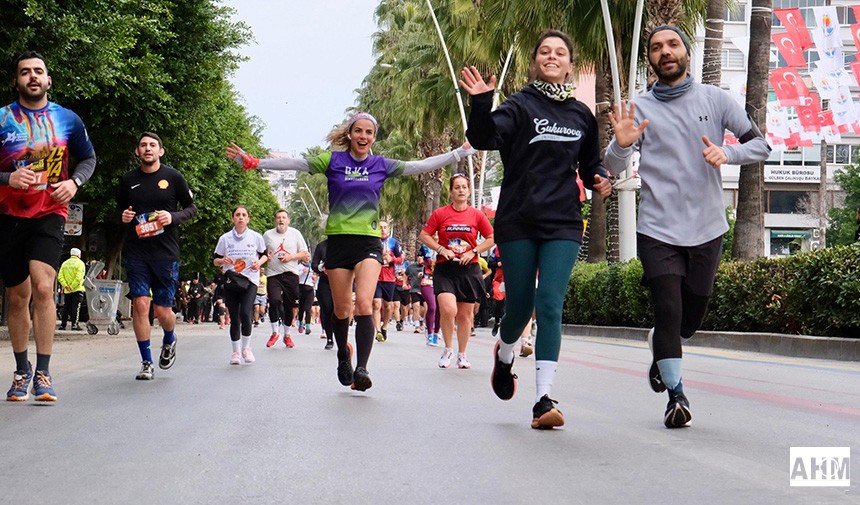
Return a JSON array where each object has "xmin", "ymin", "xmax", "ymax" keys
[{"xmin": 605, "ymin": 25, "xmax": 770, "ymax": 428}]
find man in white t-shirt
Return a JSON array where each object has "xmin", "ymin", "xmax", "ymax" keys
[{"xmin": 263, "ymin": 209, "xmax": 309, "ymax": 348}]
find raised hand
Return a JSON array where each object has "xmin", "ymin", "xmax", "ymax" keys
[
  {"xmin": 702, "ymin": 136, "xmax": 727, "ymax": 169},
  {"xmin": 459, "ymin": 66, "xmax": 496, "ymax": 96},
  {"xmin": 226, "ymin": 142, "xmax": 259, "ymax": 170},
  {"xmin": 608, "ymin": 100, "xmax": 649, "ymax": 148}
]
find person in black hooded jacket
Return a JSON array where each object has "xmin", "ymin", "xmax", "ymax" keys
[{"xmin": 460, "ymin": 29, "xmax": 612, "ymax": 430}]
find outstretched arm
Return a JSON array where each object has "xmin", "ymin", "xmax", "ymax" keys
[
  {"xmin": 401, "ymin": 143, "xmax": 476, "ymax": 176},
  {"xmin": 226, "ymin": 142, "xmax": 311, "ymax": 172}
]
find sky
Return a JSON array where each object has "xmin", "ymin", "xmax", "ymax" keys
[{"xmin": 223, "ymin": 0, "xmax": 379, "ymax": 155}]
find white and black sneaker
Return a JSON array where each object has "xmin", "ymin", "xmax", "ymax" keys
[
  {"xmin": 136, "ymin": 361, "xmax": 154, "ymax": 381},
  {"xmin": 647, "ymin": 328, "xmax": 666, "ymax": 393},
  {"xmin": 159, "ymin": 339, "xmax": 177, "ymax": 370},
  {"xmin": 664, "ymin": 387, "xmax": 692, "ymax": 428}
]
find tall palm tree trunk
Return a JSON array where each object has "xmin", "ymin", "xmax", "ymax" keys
[
  {"xmin": 732, "ymin": 0, "xmax": 771, "ymax": 259},
  {"xmin": 701, "ymin": 0, "xmax": 726, "ymax": 86}
]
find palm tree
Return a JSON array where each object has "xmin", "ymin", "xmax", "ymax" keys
[
  {"xmin": 732, "ymin": 0, "xmax": 771, "ymax": 259},
  {"xmin": 701, "ymin": 0, "xmax": 726, "ymax": 86}
]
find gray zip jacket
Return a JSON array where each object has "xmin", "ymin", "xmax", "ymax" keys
[{"xmin": 605, "ymin": 82, "xmax": 770, "ymax": 246}]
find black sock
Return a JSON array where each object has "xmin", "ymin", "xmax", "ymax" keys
[
  {"xmin": 14, "ymin": 351, "xmax": 29, "ymax": 374},
  {"xmin": 354, "ymin": 314, "xmax": 374, "ymax": 369},
  {"xmin": 332, "ymin": 315, "xmax": 350, "ymax": 361},
  {"xmin": 35, "ymin": 353, "xmax": 51, "ymax": 373}
]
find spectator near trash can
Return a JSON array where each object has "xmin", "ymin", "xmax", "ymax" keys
[{"xmin": 58, "ymin": 248, "xmax": 86, "ymax": 331}]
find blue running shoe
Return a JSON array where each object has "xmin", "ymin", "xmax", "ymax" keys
[
  {"xmin": 31, "ymin": 370, "xmax": 57, "ymax": 402},
  {"xmin": 6, "ymin": 365, "xmax": 32, "ymax": 401}
]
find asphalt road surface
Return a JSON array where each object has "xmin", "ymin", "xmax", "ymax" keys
[{"xmin": 1, "ymin": 321, "xmax": 857, "ymax": 504}]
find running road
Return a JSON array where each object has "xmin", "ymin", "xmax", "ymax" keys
[{"xmin": 0, "ymin": 322, "xmax": 857, "ymax": 504}]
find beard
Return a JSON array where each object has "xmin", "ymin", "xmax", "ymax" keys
[
  {"xmin": 651, "ymin": 55, "xmax": 689, "ymax": 83},
  {"xmin": 18, "ymin": 82, "xmax": 49, "ymax": 102}
]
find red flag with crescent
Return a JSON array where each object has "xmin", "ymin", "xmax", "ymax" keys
[
  {"xmin": 775, "ymin": 8, "xmax": 813, "ymax": 50},
  {"xmin": 769, "ymin": 67, "xmax": 809, "ymax": 106},
  {"xmin": 850, "ymin": 60, "xmax": 860, "ymax": 88},
  {"xmin": 796, "ymin": 95, "xmax": 822, "ymax": 132},
  {"xmin": 851, "ymin": 24, "xmax": 860, "ymax": 54},
  {"xmin": 772, "ymin": 32, "xmax": 808, "ymax": 67}
]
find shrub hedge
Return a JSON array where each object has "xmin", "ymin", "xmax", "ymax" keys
[{"xmin": 563, "ymin": 244, "xmax": 860, "ymax": 337}]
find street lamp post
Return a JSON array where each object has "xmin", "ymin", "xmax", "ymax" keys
[
  {"xmin": 600, "ymin": 0, "xmax": 643, "ymax": 262},
  {"xmin": 426, "ymin": 0, "xmax": 476, "ymax": 207},
  {"xmin": 298, "ymin": 183, "xmax": 323, "ymax": 218}
]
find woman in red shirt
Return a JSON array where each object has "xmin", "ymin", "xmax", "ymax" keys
[{"xmin": 420, "ymin": 174, "xmax": 494, "ymax": 369}]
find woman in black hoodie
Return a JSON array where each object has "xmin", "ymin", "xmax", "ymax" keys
[{"xmin": 460, "ymin": 29, "xmax": 612, "ymax": 429}]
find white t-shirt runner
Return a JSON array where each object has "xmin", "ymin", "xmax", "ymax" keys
[
  {"xmin": 214, "ymin": 227, "xmax": 267, "ymax": 286},
  {"xmin": 264, "ymin": 227, "xmax": 308, "ymax": 277}
]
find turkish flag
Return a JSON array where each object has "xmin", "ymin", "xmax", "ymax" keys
[
  {"xmin": 769, "ymin": 67, "xmax": 809, "ymax": 106},
  {"xmin": 819, "ymin": 109, "xmax": 835, "ymax": 128},
  {"xmin": 772, "ymin": 32, "xmax": 808, "ymax": 67},
  {"xmin": 849, "ymin": 60, "xmax": 860, "ymax": 88},
  {"xmin": 851, "ymin": 24, "xmax": 860, "ymax": 54},
  {"xmin": 775, "ymin": 8, "xmax": 813, "ymax": 50},
  {"xmin": 796, "ymin": 97, "xmax": 822, "ymax": 132}
]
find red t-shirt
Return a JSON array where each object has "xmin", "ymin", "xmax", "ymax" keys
[{"xmin": 423, "ymin": 204, "xmax": 493, "ymax": 264}]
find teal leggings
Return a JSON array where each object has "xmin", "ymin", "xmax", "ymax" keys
[{"xmin": 497, "ymin": 239, "xmax": 580, "ymax": 361}]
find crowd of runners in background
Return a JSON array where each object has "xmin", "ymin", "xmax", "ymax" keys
[{"xmin": 3, "ymin": 25, "xmax": 769, "ymax": 430}]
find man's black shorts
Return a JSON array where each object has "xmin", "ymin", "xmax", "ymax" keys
[{"xmin": 0, "ymin": 214, "xmax": 64, "ymax": 287}]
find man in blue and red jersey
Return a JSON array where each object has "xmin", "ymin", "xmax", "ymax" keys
[
  {"xmin": 1, "ymin": 51, "xmax": 96, "ymax": 402},
  {"xmin": 372, "ymin": 220, "xmax": 402, "ymax": 342}
]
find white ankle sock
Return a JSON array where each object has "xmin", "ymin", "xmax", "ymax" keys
[
  {"xmin": 497, "ymin": 340, "xmax": 516, "ymax": 365},
  {"xmin": 241, "ymin": 335, "xmax": 251, "ymax": 349},
  {"xmin": 231, "ymin": 340, "xmax": 241, "ymax": 353},
  {"xmin": 535, "ymin": 360, "xmax": 558, "ymax": 403},
  {"xmin": 271, "ymin": 321, "xmax": 279, "ymax": 333}
]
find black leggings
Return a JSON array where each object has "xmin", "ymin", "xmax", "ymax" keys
[
  {"xmin": 224, "ymin": 283, "xmax": 256, "ymax": 342},
  {"xmin": 649, "ymin": 274, "xmax": 711, "ymax": 361},
  {"xmin": 317, "ymin": 277, "xmax": 333, "ymax": 339},
  {"xmin": 297, "ymin": 284, "xmax": 315, "ymax": 325}
]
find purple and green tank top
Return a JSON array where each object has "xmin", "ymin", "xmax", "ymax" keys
[{"xmin": 308, "ymin": 151, "xmax": 405, "ymax": 237}]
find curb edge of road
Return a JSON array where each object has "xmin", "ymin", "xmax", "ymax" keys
[{"xmin": 563, "ymin": 324, "xmax": 860, "ymax": 362}]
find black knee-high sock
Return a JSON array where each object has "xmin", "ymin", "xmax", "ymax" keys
[
  {"xmin": 680, "ymin": 287, "xmax": 711, "ymax": 339},
  {"xmin": 14, "ymin": 351, "xmax": 29, "ymax": 373},
  {"xmin": 648, "ymin": 274, "xmax": 683, "ymax": 361},
  {"xmin": 332, "ymin": 315, "xmax": 350, "ymax": 361},
  {"xmin": 353, "ymin": 314, "xmax": 374, "ymax": 369}
]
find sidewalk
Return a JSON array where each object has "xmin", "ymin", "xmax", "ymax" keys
[{"xmin": 563, "ymin": 324, "xmax": 860, "ymax": 362}]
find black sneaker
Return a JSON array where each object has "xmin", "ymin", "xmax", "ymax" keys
[
  {"xmin": 396, "ymin": 320, "xmax": 403, "ymax": 331},
  {"xmin": 71, "ymin": 325, "xmax": 83, "ymax": 331},
  {"xmin": 647, "ymin": 328, "xmax": 666, "ymax": 393},
  {"xmin": 337, "ymin": 342, "xmax": 354, "ymax": 386},
  {"xmin": 324, "ymin": 339, "xmax": 334, "ymax": 350},
  {"xmin": 351, "ymin": 366, "xmax": 372, "ymax": 391},
  {"xmin": 664, "ymin": 388, "xmax": 692, "ymax": 428},
  {"xmin": 159, "ymin": 339, "xmax": 177, "ymax": 370},
  {"xmin": 490, "ymin": 341, "xmax": 517, "ymax": 400},
  {"xmin": 491, "ymin": 322, "xmax": 499, "ymax": 337},
  {"xmin": 58, "ymin": 325, "xmax": 67, "ymax": 331},
  {"xmin": 381, "ymin": 329, "xmax": 387, "ymax": 342},
  {"xmin": 531, "ymin": 394, "xmax": 565, "ymax": 429}
]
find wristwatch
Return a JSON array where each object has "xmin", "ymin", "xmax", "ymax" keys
[
  {"xmin": 72, "ymin": 176, "xmax": 83, "ymax": 188},
  {"xmin": 471, "ymin": 247, "xmax": 478, "ymax": 255}
]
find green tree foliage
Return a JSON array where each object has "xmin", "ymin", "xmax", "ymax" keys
[
  {"xmin": 828, "ymin": 163, "xmax": 860, "ymax": 246},
  {"xmin": 0, "ymin": 0, "xmax": 277, "ymax": 279}
]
